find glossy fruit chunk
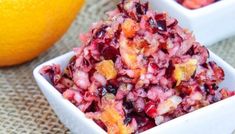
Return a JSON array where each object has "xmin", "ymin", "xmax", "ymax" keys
[
  {"xmin": 99, "ymin": 104, "xmax": 133, "ymax": 134},
  {"xmin": 173, "ymin": 59, "xmax": 197, "ymax": 85},
  {"xmin": 157, "ymin": 95, "xmax": 182, "ymax": 115},
  {"xmin": 96, "ymin": 60, "xmax": 117, "ymax": 80},
  {"xmin": 122, "ymin": 18, "xmax": 140, "ymax": 38},
  {"xmin": 119, "ymin": 37, "xmax": 138, "ymax": 69},
  {"xmin": 144, "ymin": 101, "xmax": 157, "ymax": 118}
]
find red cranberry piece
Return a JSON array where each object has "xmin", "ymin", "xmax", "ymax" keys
[
  {"xmin": 144, "ymin": 101, "xmax": 157, "ymax": 118},
  {"xmin": 147, "ymin": 17, "xmax": 158, "ymax": 33},
  {"xmin": 82, "ymin": 58, "xmax": 90, "ymax": 68},
  {"xmin": 201, "ymin": 63, "xmax": 209, "ymax": 69},
  {"xmin": 156, "ymin": 20, "xmax": 167, "ymax": 31},
  {"xmin": 104, "ymin": 85, "xmax": 117, "ymax": 95},
  {"xmin": 138, "ymin": 120, "xmax": 156, "ymax": 133},
  {"xmin": 98, "ymin": 87, "xmax": 107, "ymax": 96},
  {"xmin": 85, "ymin": 101, "xmax": 99, "ymax": 112},
  {"xmin": 212, "ymin": 83, "xmax": 219, "ymax": 90},
  {"xmin": 165, "ymin": 60, "xmax": 175, "ymax": 78},
  {"xmin": 155, "ymin": 13, "xmax": 165, "ymax": 20},
  {"xmin": 143, "ymin": 2, "xmax": 149, "ymax": 14},
  {"xmin": 209, "ymin": 61, "xmax": 225, "ymax": 80},
  {"xmin": 167, "ymin": 19, "xmax": 178, "ymax": 28},
  {"xmin": 123, "ymin": 101, "xmax": 134, "ymax": 110},
  {"xmin": 124, "ymin": 115, "xmax": 132, "ymax": 125},
  {"xmin": 132, "ymin": 113, "xmax": 149, "ymax": 128},
  {"xmin": 94, "ymin": 119, "xmax": 107, "ymax": 131},
  {"xmin": 158, "ymin": 42, "xmax": 168, "ymax": 54},
  {"xmin": 135, "ymin": 2, "xmax": 144, "ymax": 15},
  {"xmin": 102, "ymin": 46, "xmax": 119, "ymax": 61},
  {"xmin": 117, "ymin": 1, "xmax": 128, "ymax": 16},
  {"xmin": 150, "ymin": 63, "xmax": 158, "ymax": 70},
  {"xmin": 94, "ymin": 25, "xmax": 108, "ymax": 39}
]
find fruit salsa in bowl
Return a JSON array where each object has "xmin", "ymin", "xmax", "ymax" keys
[
  {"xmin": 176, "ymin": 0, "xmax": 219, "ymax": 10},
  {"xmin": 34, "ymin": 0, "xmax": 235, "ymax": 134}
]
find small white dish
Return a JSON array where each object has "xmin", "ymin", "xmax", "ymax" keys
[
  {"xmin": 149, "ymin": 0, "xmax": 235, "ymax": 46},
  {"xmin": 33, "ymin": 51, "xmax": 235, "ymax": 134}
]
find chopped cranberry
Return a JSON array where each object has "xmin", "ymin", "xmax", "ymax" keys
[
  {"xmin": 167, "ymin": 19, "xmax": 178, "ymax": 28},
  {"xmin": 85, "ymin": 101, "xmax": 99, "ymax": 112},
  {"xmin": 82, "ymin": 58, "xmax": 91, "ymax": 69},
  {"xmin": 105, "ymin": 85, "xmax": 117, "ymax": 95},
  {"xmin": 117, "ymin": 1, "xmax": 128, "ymax": 16},
  {"xmin": 209, "ymin": 61, "xmax": 225, "ymax": 81},
  {"xmin": 94, "ymin": 119, "xmax": 107, "ymax": 131},
  {"xmin": 212, "ymin": 83, "xmax": 219, "ymax": 90},
  {"xmin": 201, "ymin": 63, "xmax": 209, "ymax": 69},
  {"xmin": 165, "ymin": 60, "xmax": 175, "ymax": 78},
  {"xmin": 155, "ymin": 13, "xmax": 166, "ymax": 20},
  {"xmin": 101, "ymin": 46, "xmax": 119, "ymax": 61},
  {"xmin": 138, "ymin": 120, "xmax": 156, "ymax": 133},
  {"xmin": 88, "ymin": 68, "xmax": 96, "ymax": 78},
  {"xmin": 147, "ymin": 17, "xmax": 158, "ymax": 33},
  {"xmin": 142, "ymin": 2, "xmax": 149, "ymax": 14},
  {"xmin": 123, "ymin": 100, "xmax": 134, "ymax": 110},
  {"xmin": 112, "ymin": 24, "xmax": 122, "ymax": 45},
  {"xmin": 98, "ymin": 87, "xmax": 107, "ymax": 96},
  {"xmin": 132, "ymin": 112, "xmax": 149, "ymax": 128},
  {"xmin": 158, "ymin": 42, "xmax": 168, "ymax": 54},
  {"xmin": 150, "ymin": 63, "xmax": 158, "ymax": 70},
  {"xmin": 144, "ymin": 101, "xmax": 158, "ymax": 118},
  {"xmin": 94, "ymin": 25, "xmax": 108, "ymax": 39},
  {"xmin": 170, "ymin": 33, "xmax": 183, "ymax": 44},
  {"xmin": 124, "ymin": 114, "xmax": 132, "ymax": 125},
  {"xmin": 156, "ymin": 20, "xmax": 167, "ymax": 31},
  {"xmin": 186, "ymin": 45, "xmax": 195, "ymax": 56},
  {"xmin": 204, "ymin": 84, "xmax": 215, "ymax": 95},
  {"xmin": 135, "ymin": 2, "xmax": 144, "ymax": 15}
]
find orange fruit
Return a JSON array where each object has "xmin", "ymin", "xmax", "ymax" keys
[{"xmin": 0, "ymin": 0, "xmax": 85, "ymax": 66}]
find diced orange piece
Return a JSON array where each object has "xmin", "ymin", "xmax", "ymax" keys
[
  {"xmin": 123, "ymin": 53, "xmax": 137, "ymax": 68},
  {"xmin": 173, "ymin": 59, "xmax": 197, "ymax": 86},
  {"xmin": 157, "ymin": 95, "xmax": 182, "ymax": 115},
  {"xmin": 119, "ymin": 36, "xmax": 138, "ymax": 69},
  {"xmin": 95, "ymin": 60, "xmax": 117, "ymax": 80},
  {"xmin": 122, "ymin": 18, "xmax": 139, "ymax": 38},
  {"xmin": 99, "ymin": 104, "xmax": 133, "ymax": 134}
]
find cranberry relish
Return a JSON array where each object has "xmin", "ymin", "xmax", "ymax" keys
[
  {"xmin": 177, "ymin": 0, "xmax": 219, "ymax": 10},
  {"xmin": 40, "ymin": 0, "xmax": 235, "ymax": 134}
]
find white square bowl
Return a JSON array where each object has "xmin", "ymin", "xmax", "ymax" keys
[
  {"xmin": 149, "ymin": 0, "xmax": 235, "ymax": 46},
  {"xmin": 33, "ymin": 51, "xmax": 235, "ymax": 134}
]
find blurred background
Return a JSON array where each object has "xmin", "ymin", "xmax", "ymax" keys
[{"xmin": 0, "ymin": 0, "xmax": 235, "ymax": 133}]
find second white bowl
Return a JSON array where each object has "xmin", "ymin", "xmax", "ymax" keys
[{"xmin": 149, "ymin": 0, "xmax": 235, "ymax": 46}]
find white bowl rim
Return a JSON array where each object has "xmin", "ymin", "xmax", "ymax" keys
[{"xmin": 162, "ymin": 0, "xmax": 235, "ymax": 20}]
